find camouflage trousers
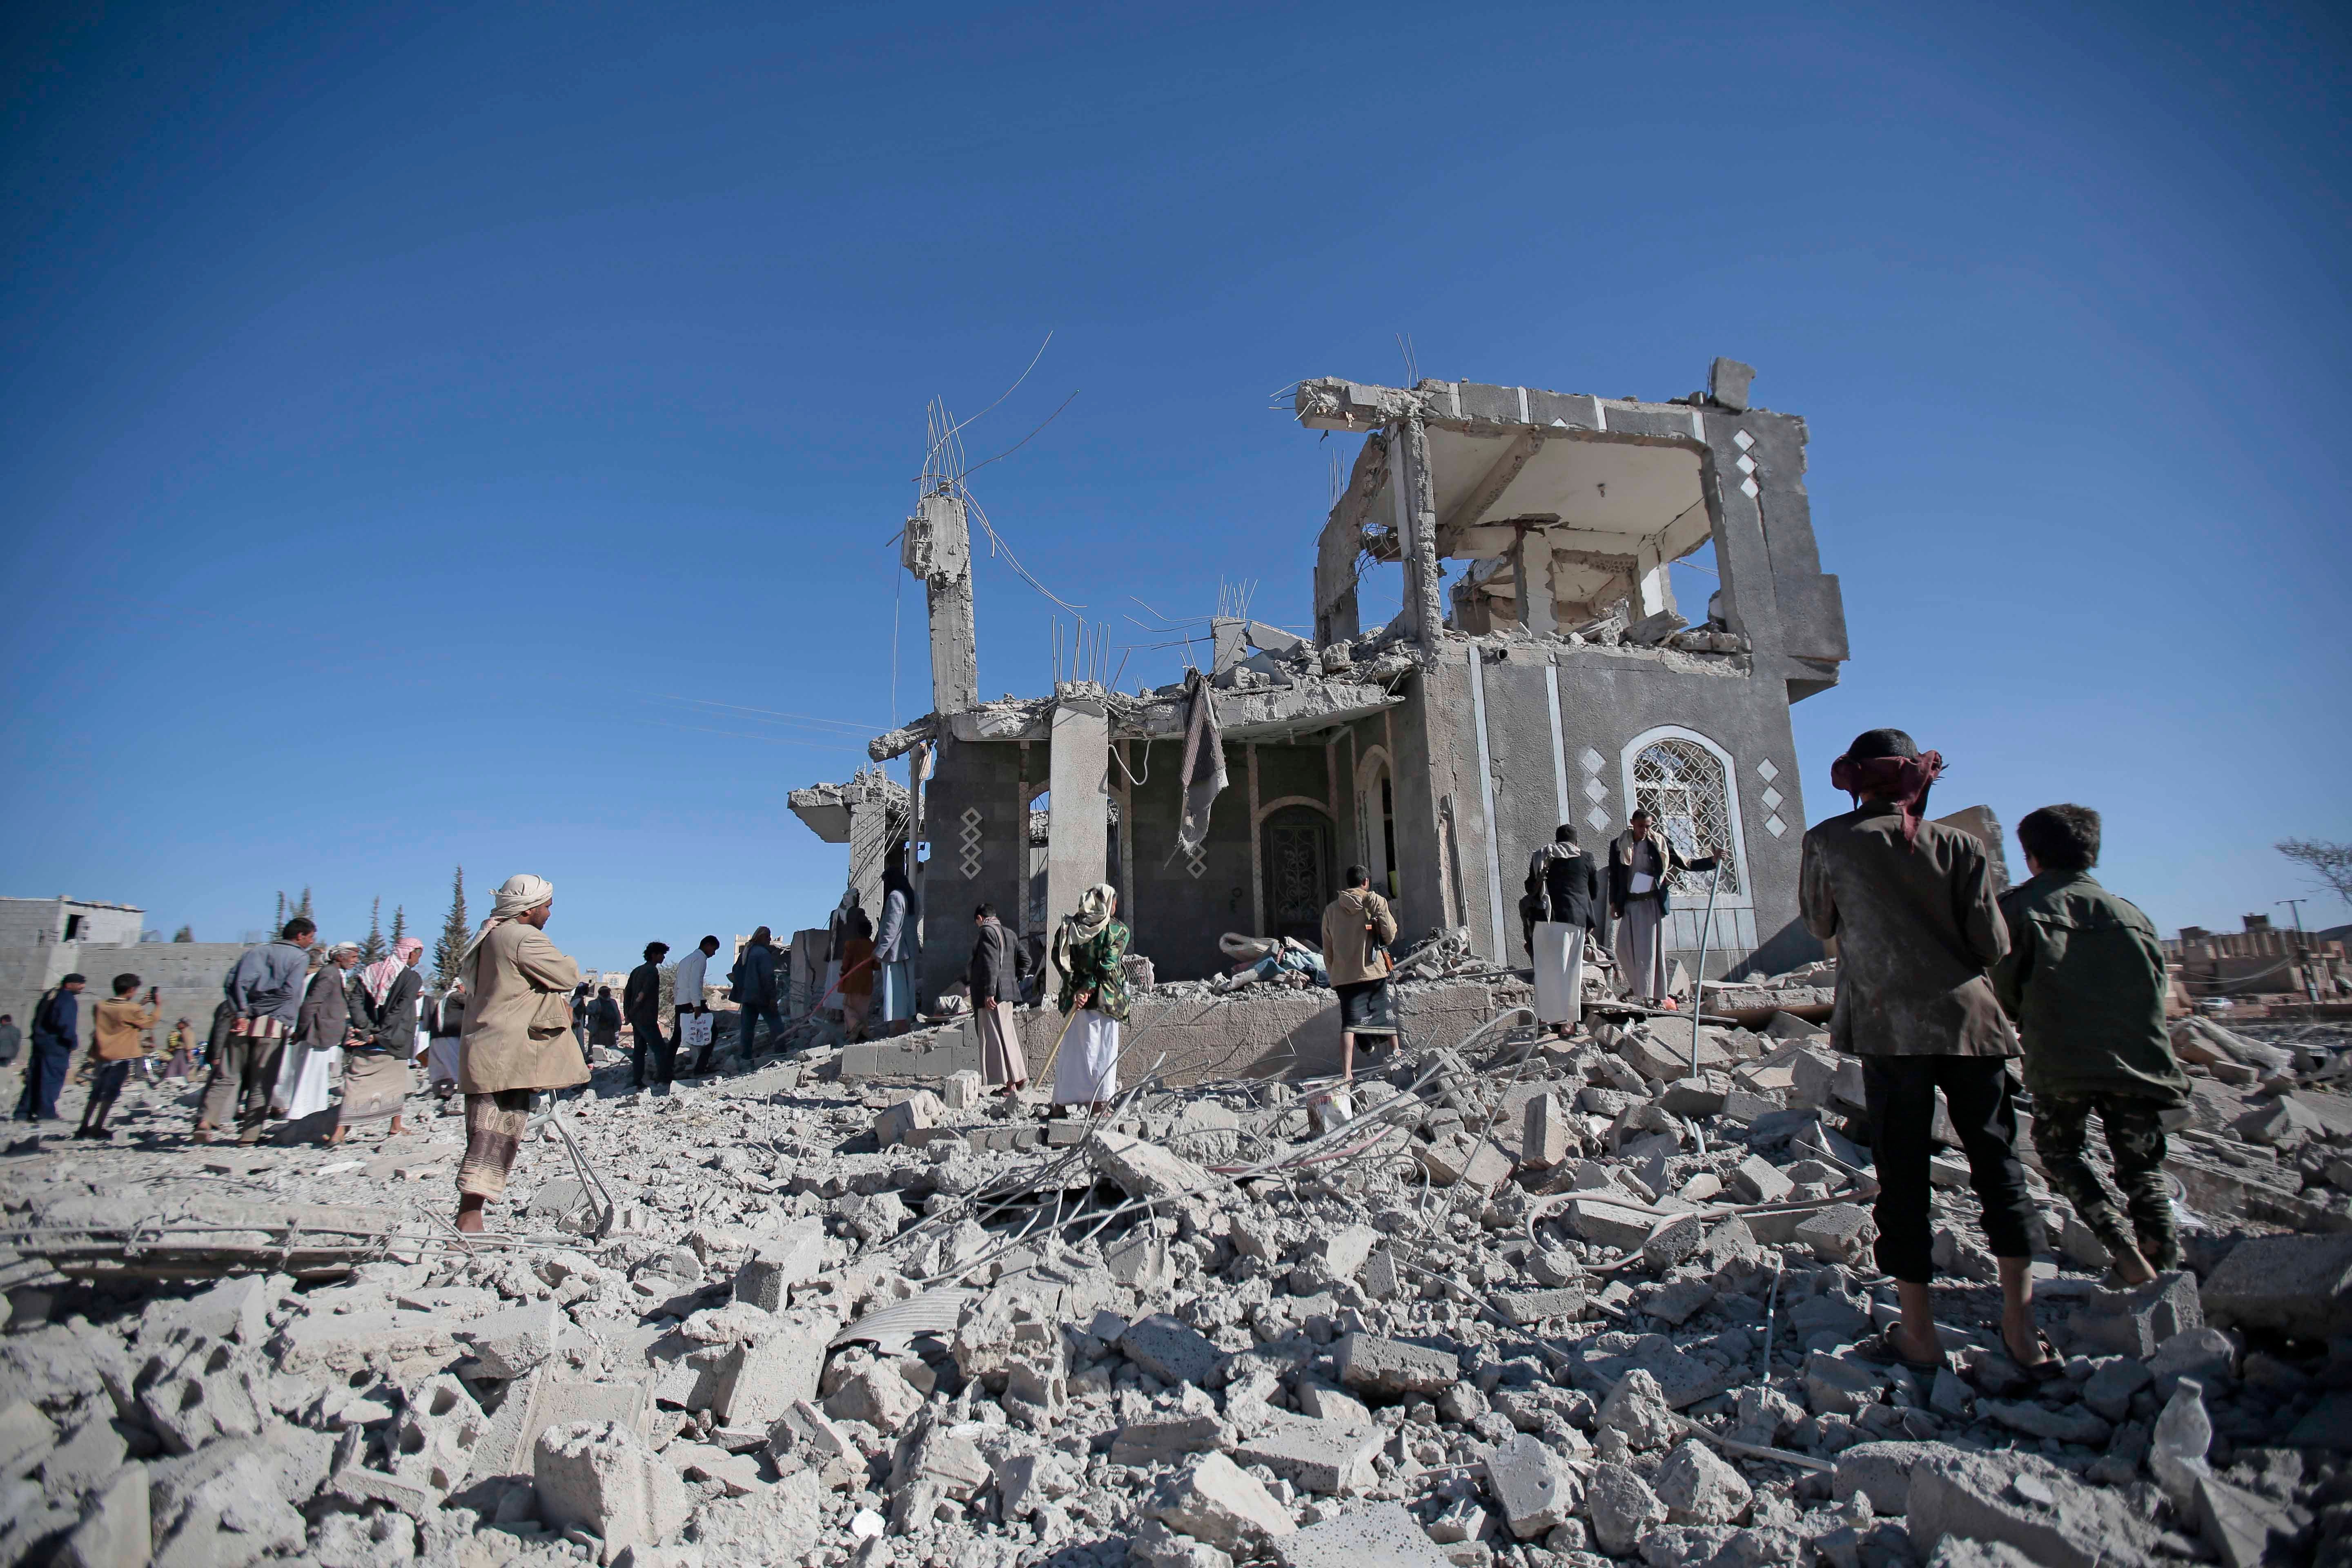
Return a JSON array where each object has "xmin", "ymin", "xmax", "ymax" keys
[{"xmin": 2031, "ymin": 1092, "xmax": 2178, "ymax": 1271}]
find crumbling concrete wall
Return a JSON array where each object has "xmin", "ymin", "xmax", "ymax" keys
[
  {"xmin": 1412, "ymin": 641, "xmax": 1816, "ymax": 979},
  {"xmin": 0, "ymin": 940, "xmax": 246, "ymax": 1049},
  {"xmin": 837, "ymin": 978, "xmax": 1517, "ymax": 1086}
]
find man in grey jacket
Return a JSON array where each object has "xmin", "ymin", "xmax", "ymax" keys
[{"xmin": 197, "ymin": 918, "xmax": 318, "ymax": 1143}]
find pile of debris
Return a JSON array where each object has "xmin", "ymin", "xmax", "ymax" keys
[{"xmin": 5, "ymin": 1003, "xmax": 2352, "ymax": 1568}]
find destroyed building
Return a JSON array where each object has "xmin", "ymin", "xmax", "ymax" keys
[{"xmin": 790, "ymin": 359, "xmax": 1848, "ymax": 1008}]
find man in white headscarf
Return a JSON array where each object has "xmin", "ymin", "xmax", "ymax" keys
[
  {"xmin": 452, "ymin": 874, "xmax": 582, "ymax": 1233},
  {"xmin": 1050, "ymin": 883, "xmax": 1130, "ymax": 1114}
]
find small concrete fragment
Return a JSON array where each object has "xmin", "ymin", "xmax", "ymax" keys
[
  {"xmin": 1584, "ymin": 1461, "xmax": 1667, "ymax": 1556},
  {"xmin": 55, "ymin": 1461, "xmax": 147, "ymax": 1568},
  {"xmin": 1152, "ymin": 1451, "xmax": 1295, "ymax": 1555},
  {"xmin": 1481, "ymin": 1433, "xmax": 1580, "ymax": 1539},
  {"xmin": 455, "ymin": 1298, "xmax": 564, "ymax": 1379},
  {"xmin": 2199, "ymin": 1232, "xmax": 2352, "ymax": 1339},
  {"xmin": 874, "ymin": 1089, "xmax": 941, "ymax": 1148},
  {"xmin": 1832, "ymin": 1440, "xmax": 1938, "ymax": 1516},
  {"xmin": 1090, "ymin": 1129, "xmax": 1221, "ymax": 1205},
  {"xmin": 1906, "ymin": 1448, "xmax": 2159, "ymax": 1568},
  {"xmin": 1333, "ymin": 1334, "xmax": 1457, "ymax": 1399},
  {"xmin": 1596, "ymin": 1368, "xmax": 1677, "ymax": 1451},
  {"xmin": 1654, "ymin": 1438, "xmax": 1751, "ymax": 1526},
  {"xmin": 534, "ymin": 1418, "xmax": 690, "ymax": 1566},
  {"xmin": 1272, "ymin": 1502, "xmax": 1449, "ymax": 1568},
  {"xmin": 733, "ymin": 1218, "xmax": 826, "ymax": 1312},
  {"xmin": 1120, "ymin": 1314, "xmax": 1224, "ymax": 1390},
  {"xmin": 1793, "ymin": 1203, "xmax": 1875, "ymax": 1265}
]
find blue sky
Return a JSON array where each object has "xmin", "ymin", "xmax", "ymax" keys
[{"xmin": 4, "ymin": 1, "xmax": 2346, "ymax": 970}]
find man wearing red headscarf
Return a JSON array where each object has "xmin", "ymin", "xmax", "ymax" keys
[{"xmin": 1800, "ymin": 728, "xmax": 2053, "ymax": 1379}]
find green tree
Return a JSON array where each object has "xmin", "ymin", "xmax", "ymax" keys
[
  {"xmin": 273, "ymin": 891, "xmax": 286, "ymax": 933},
  {"xmin": 295, "ymin": 886, "xmax": 314, "ymax": 925},
  {"xmin": 172, "ymin": 924, "xmax": 194, "ymax": 942},
  {"xmin": 360, "ymin": 897, "xmax": 386, "ymax": 965},
  {"xmin": 433, "ymin": 866, "xmax": 470, "ymax": 989},
  {"xmin": 390, "ymin": 904, "xmax": 408, "ymax": 947}
]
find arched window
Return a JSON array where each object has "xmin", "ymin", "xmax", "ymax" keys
[{"xmin": 1623, "ymin": 729, "xmax": 1747, "ymax": 901}]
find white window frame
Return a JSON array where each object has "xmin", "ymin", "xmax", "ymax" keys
[{"xmin": 1619, "ymin": 724, "xmax": 1752, "ymax": 911}]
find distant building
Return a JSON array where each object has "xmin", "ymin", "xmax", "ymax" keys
[
  {"xmin": 2163, "ymin": 914, "xmax": 2350, "ymax": 1002},
  {"xmin": 0, "ymin": 895, "xmax": 252, "ymax": 1050}
]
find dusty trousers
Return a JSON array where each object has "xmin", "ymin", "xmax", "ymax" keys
[
  {"xmin": 198, "ymin": 1032, "xmax": 286, "ymax": 1141},
  {"xmin": 2032, "ymin": 1091, "xmax": 2178, "ymax": 1271},
  {"xmin": 1861, "ymin": 1055, "xmax": 2037, "ymax": 1283}
]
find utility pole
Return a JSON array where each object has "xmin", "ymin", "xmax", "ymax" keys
[{"xmin": 2279, "ymin": 898, "xmax": 2321, "ymax": 1005}]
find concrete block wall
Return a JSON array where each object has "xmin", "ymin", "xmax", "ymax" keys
[
  {"xmin": 1412, "ymin": 643, "xmax": 1820, "ymax": 979},
  {"xmin": 0, "ymin": 942, "xmax": 249, "ymax": 1049},
  {"xmin": 837, "ymin": 977, "xmax": 1517, "ymax": 1087}
]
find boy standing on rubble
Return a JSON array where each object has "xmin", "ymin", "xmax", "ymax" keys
[{"xmin": 1992, "ymin": 804, "xmax": 2187, "ymax": 1286}]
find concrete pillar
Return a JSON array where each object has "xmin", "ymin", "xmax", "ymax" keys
[
  {"xmin": 1391, "ymin": 417, "xmax": 1447, "ymax": 650},
  {"xmin": 1635, "ymin": 540, "xmax": 1675, "ymax": 620},
  {"xmin": 1043, "ymin": 695, "xmax": 1110, "ymax": 997},
  {"xmin": 902, "ymin": 489, "xmax": 980, "ymax": 715},
  {"xmin": 1513, "ymin": 528, "xmax": 1557, "ymax": 636}
]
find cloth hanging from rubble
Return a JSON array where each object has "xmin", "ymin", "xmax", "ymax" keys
[{"xmin": 1169, "ymin": 668, "xmax": 1226, "ymax": 860}]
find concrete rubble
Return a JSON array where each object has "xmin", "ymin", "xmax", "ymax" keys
[{"xmin": 3, "ymin": 1000, "xmax": 2352, "ymax": 1568}]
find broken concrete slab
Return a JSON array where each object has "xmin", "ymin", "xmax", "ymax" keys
[
  {"xmin": 1906, "ymin": 1448, "xmax": 2160, "ymax": 1568},
  {"xmin": 1120, "ymin": 1314, "xmax": 1224, "ymax": 1390},
  {"xmin": 535, "ymin": 1418, "xmax": 690, "ymax": 1566},
  {"xmin": 2199, "ymin": 1232, "xmax": 2352, "ymax": 1339},
  {"xmin": 1090, "ymin": 1129, "xmax": 1221, "ymax": 1205},
  {"xmin": 1272, "ymin": 1501, "xmax": 1447, "ymax": 1568},
  {"xmin": 1152, "ymin": 1450, "xmax": 1294, "ymax": 1555},
  {"xmin": 1333, "ymin": 1334, "xmax": 1457, "ymax": 1399},
  {"xmin": 1482, "ymin": 1432, "xmax": 1581, "ymax": 1539},
  {"xmin": 1233, "ymin": 1412, "xmax": 1381, "ymax": 1495},
  {"xmin": 733, "ymin": 1217, "xmax": 826, "ymax": 1312}
]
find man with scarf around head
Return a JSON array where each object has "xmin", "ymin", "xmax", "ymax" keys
[
  {"xmin": 452, "ymin": 875, "xmax": 582, "ymax": 1233},
  {"xmin": 1051, "ymin": 884, "xmax": 1129, "ymax": 1114},
  {"xmin": 331, "ymin": 936, "xmax": 423, "ymax": 1145},
  {"xmin": 1800, "ymin": 728, "xmax": 2054, "ymax": 1376}
]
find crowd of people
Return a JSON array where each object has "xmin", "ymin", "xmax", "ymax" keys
[{"xmin": 4, "ymin": 733, "xmax": 2192, "ymax": 1305}]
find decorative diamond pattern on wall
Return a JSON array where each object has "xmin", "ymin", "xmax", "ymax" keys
[
  {"xmin": 1765, "ymin": 814, "xmax": 1786, "ymax": 837},
  {"xmin": 1756, "ymin": 758, "xmax": 1779, "ymax": 782},
  {"xmin": 1736, "ymin": 454, "xmax": 1757, "ymax": 476},
  {"xmin": 1740, "ymin": 477, "xmax": 1760, "ymax": 499},
  {"xmin": 1761, "ymin": 786, "xmax": 1783, "ymax": 810},
  {"xmin": 1733, "ymin": 429, "xmax": 1755, "ymax": 451},
  {"xmin": 1585, "ymin": 806, "xmax": 1611, "ymax": 833},
  {"xmin": 1183, "ymin": 842, "xmax": 1208, "ymax": 880},
  {"xmin": 1579, "ymin": 746, "xmax": 1605, "ymax": 773},
  {"xmin": 958, "ymin": 806, "xmax": 985, "ymax": 880},
  {"xmin": 1583, "ymin": 777, "xmax": 1608, "ymax": 804}
]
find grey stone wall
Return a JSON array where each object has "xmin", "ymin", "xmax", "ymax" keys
[
  {"xmin": 0, "ymin": 942, "xmax": 248, "ymax": 1049},
  {"xmin": 1413, "ymin": 643, "xmax": 1820, "ymax": 979}
]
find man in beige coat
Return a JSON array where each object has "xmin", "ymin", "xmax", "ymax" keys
[
  {"xmin": 1321, "ymin": 866, "xmax": 1399, "ymax": 1082},
  {"xmin": 453, "ymin": 873, "xmax": 583, "ymax": 1233}
]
